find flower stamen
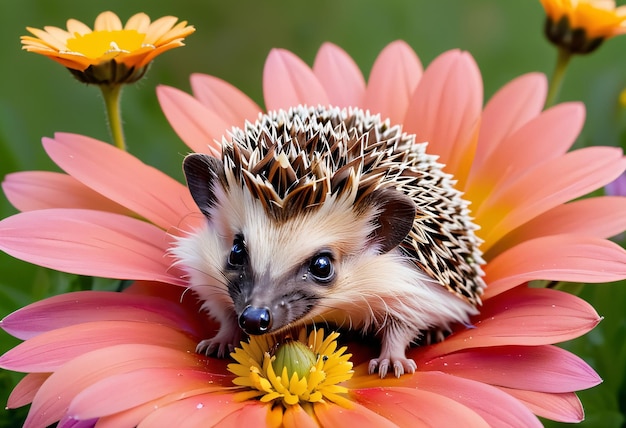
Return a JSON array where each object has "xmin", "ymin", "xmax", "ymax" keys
[{"xmin": 228, "ymin": 329, "xmax": 354, "ymax": 409}]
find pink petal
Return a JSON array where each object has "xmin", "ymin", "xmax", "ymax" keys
[
  {"xmin": 7, "ymin": 373, "xmax": 49, "ymax": 409},
  {"xmin": 1, "ymin": 321, "xmax": 198, "ymax": 372},
  {"xmin": 283, "ymin": 404, "xmax": 320, "ymax": 428},
  {"xmin": 501, "ymin": 388, "xmax": 585, "ymax": 423},
  {"xmin": 472, "ymin": 73, "xmax": 547, "ymax": 170},
  {"xmin": 0, "ymin": 287, "xmax": 202, "ymax": 340},
  {"xmin": 189, "ymin": 73, "xmax": 262, "ymax": 126},
  {"xmin": 351, "ymin": 387, "xmax": 489, "ymax": 427},
  {"xmin": 218, "ymin": 402, "xmax": 275, "ymax": 426},
  {"xmin": 467, "ymin": 102, "xmax": 585, "ymax": 202},
  {"xmin": 58, "ymin": 416, "xmax": 98, "ymax": 428},
  {"xmin": 157, "ymin": 85, "xmax": 226, "ymax": 155},
  {"xmin": 418, "ymin": 287, "xmax": 600, "ymax": 359},
  {"xmin": 43, "ymin": 133, "xmax": 201, "ymax": 232},
  {"xmin": 421, "ymin": 345, "xmax": 600, "ymax": 393},
  {"xmin": 0, "ymin": 209, "xmax": 184, "ymax": 285},
  {"xmin": 133, "ymin": 393, "xmax": 251, "ymax": 428},
  {"xmin": 263, "ymin": 48, "xmax": 329, "ymax": 111},
  {"xmin": 2, "ymin": 172, "xmax": 130, "ymax": 214},
  {"xmin": 414, "ymin": 372, "xmax": 542, "ymax": 428},
  {"xmin": 404, "ymin": 49, "xmax": 482, "ymax": 185},
  {"xmin": 477, "ymin": 147, "xmax": 626, "ymax": 248},
  {"xmin": 347, "ymin": 370, "xmax": 541, "ymax": 427},
  {"xmin": 24, "ymin": 344, "xmax": 208, "ymax": 428},
  {"xmin": 93, "ymin": 392, "xmax": 213, "ymax": 428},
  {"xmin": 69, "ymin": 368, "xmax": 228, "ymax": 419},
  {"xmin": 364, "ymin": 40, "xmax": 422, "ymax": 125},
  {"xmin": 312, "ymin": 42, "xmax": 366, "ymax": 108},
  {"xmin": 484, "ymin": 235, "xmax": 626, "ymax": 298},
  {"xmin": 491, "ymin": 197, "xmax": 626, "ymax": 252},
  {"xmin": 314, "ymin": 399, "xmax": 398, "ymax": 427}
]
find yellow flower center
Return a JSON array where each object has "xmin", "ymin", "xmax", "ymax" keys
[
  {"xmin": 66, "ymin": 30, "xmax": 147, "ymax": 58},
  {"xmin": 228, "ymin": 329, "xmax": 354, "ymax": 409}
]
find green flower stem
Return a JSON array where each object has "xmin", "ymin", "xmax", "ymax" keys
[
  {"xmin": 545, "ymin": 47, "xmax": 572, "ymax": 108},
  {"xmin": 100, "ymin": 84, "xmax": 126, "ymax": 151}
]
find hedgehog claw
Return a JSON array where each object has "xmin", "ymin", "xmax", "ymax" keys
[
  {"xmin": 196, "ymin": 324, "xmax": 242, "ymax": 358},
  {"xmin": 368, "ymin": 356, "xmax": 416, "ymax": 378}
]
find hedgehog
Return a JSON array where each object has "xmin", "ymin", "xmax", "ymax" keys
[{"xmin": 173, "ymin": 105, "xmax": 485, "ymax": 378}]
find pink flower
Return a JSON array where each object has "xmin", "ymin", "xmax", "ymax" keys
[{"xmin": 1, "ymin": 41, "xmax": 626, "ymax": 426}]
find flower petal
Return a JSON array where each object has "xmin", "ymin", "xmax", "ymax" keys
[
  {"xmin": 157, "ymin": 85, "xmax": 226, "ymax": 155},
  {"xmin": 501, "ymin": 388, "xmax": 585, "ymax": 423},
  {"xmin": 484, "ymin": 235, "xmax": 626, "ymax": 298},
  {"xmin": 347, "ymin": 370, "xmax": 541, "ymax": 427},
  {"xmin": 0, "ymin": 321, "xmax": 198, "ymax": 372},
  {"xmin": 134, "ymin": 393, "xmax": 255, "ymax": 428},
  {"xmin": 492, "ymin": 197, "xmax": 626, "ymax": 252},
  {"xmin": 68, "ymin": 368, "xmax": 228, "ymax": 420},
  {"xmin": 419, "ymin": 287, "xmax": 600, "ymax": 358},
  {"xmin": 65, "ymin": 19, "xmax": 92, "ymax": 36},
  {"xmin": 190, "ymin": 73, "xmax": 262, "ymax": 127},
  {"xmin": 7, "ymin": 373, "xmax": 49, "ymax": 409},
  {"xmin": 24, "ymin": 344, "xmax": 207, "ymax": 428},
  {"xmin": 364, "ymin": 40, "xmax": 422, "ymax": 125},
  {"xmin": 124, "ymin": 13, "xmax": 150, "ymax": 32},
  {"xmin": 477, "ymin": 147, "xmax": 626, "ymax": 248},
  {"xmin": 421, "ymin": 345, "xmax": 601, "ymax": 393},
  {"xmin": 471, "ymin": 72, "xmax": 547, "ymax": 170},
  {"xmin": 351, "ymin": 387, "xmax": 489, "ymax": 427},
  {"xmin": 313, "ymin": 399, "xmax": 398, "ymax": 427},
  {"xmin": 94, "ymin": 11, "xmax": 122, "ymax": 31},
  {"xmin": 58, "ymin": 416, "xmax": 98, "ymax": 428},
  {"xmin": 263, "ymin": 48, "xmax": 329, "ymax": 111},
  {"xmin": 467, "ymin": 102, "xmax": 585, "ymax": 204},
  {"xmin": 145, "ymin": 16, "xmax": 180, "ymax": 45},
  {"xmin": 404, "ymin": 49, "xmax": 482, "ymax": 185},
  {"xmin": 43, "ymin": 133, "xmax": 201, "ymax": 231},
  {"xmin": 2, "ymin": 171, "xmax": 131, "ymax": 214},
  {"xmin": 282, "ymin": 404, "xmax": 319, "ymax": 428},
  {"xmin": 0, "ymin": 209, "xmax": 184, "ymax": 286},
  {"xmin": 0, "ymin": 285, "xmax": 203, "ymax": 341},
  {"xmin": 312, "ymin": 42, "xmax": 366, "ymax": 108}
]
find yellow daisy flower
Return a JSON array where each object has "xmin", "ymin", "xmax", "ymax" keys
[
  {"xmin": 229, "ymin": 329, "xmax": 354, "ymax": 410},
  {"xmin": 21, "ymin": 11, "xmax": 195, "ymax": 84},
  {"xmin": 540, "ymin": 0, "xmax": 626, "ymax": 53}
]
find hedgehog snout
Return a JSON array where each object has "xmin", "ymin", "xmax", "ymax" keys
[{"xmin": 238, "ymin": 305, "xmax": 272, "ymax": 335}]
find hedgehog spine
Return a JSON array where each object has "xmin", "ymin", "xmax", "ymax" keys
[{"xmin": 172, "ymin": 105, "xmax": 485, "ymax": 378}]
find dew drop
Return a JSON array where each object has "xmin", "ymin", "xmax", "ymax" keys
[{"xmin": 196, "ymin": 403, "xmax": 204, "ymax": 409}]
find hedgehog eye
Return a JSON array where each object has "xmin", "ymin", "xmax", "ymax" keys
[
  {"xmin": 228, "ymin": 236, "xmax": 247, "ymax": 267},
  {"xmin": 309, "ymin": 253, "xmax": 334, "ymax": 283}
]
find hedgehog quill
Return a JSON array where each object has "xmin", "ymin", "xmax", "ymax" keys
[{"xmin": 173, "ymin": 105, "xmax": 485, "ymax": 378}]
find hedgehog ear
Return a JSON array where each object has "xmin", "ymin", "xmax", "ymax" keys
[
  {"xmin": 182, "ymin": 153, "xmax": 224, "ymax": 218},
  {"xmin": 369, "ymin": 187, "xmax": 416, "ymax": 254}
]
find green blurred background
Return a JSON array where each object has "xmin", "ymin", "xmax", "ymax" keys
[{"xmin": 0, "ymin": 1, "xmax": 625, "ymax": 426}]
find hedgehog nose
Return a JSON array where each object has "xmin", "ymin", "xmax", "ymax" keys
[{"xmin": 239, "ymin": 306, "xmax": 272, "ymax": 335}]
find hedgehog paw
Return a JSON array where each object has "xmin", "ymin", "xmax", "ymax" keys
[
  {"xmin": 196, "ymin": 325, "xmax": 242, "ymax": 358},
  {"xmin": 368, "ymin": 355, "xmax": 416, "ymax": 378}
]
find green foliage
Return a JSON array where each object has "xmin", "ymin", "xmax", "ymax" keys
[{"xmin": 1, "ymin": 1, "xmax": 625, "ymax": 426}]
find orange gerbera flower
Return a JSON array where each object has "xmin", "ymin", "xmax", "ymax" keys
[
  {"xmin": 540, "ymin": 0, "xmax": 626, "ymax": 53},
  {"xmin": 1, "ymin": 42, "xmax": 626, "ymax": 426},
  {"xmin": 21, "ymin": 11, "xmax": 195, "ymax": 84}
]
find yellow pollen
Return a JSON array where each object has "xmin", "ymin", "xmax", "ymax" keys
[
  {"xmin": 228, "ymin": 329, "xmax": 354, "ymax": 409},
  {"xmin": 66, "ymin": 30, "xmax": 146, "ymax": 59}
]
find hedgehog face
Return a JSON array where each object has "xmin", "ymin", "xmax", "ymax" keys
[
  {"xmin": 176, "ymin": 105, "xmax": 484, "ymax": 339},
  {"xmin": 181, "ymin": 151, "xmax": 416, "ymax": 335}
]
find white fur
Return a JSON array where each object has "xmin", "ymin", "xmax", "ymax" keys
[{"xmin": 172, "ymin": 185, "xmax": 477, "ymax": 376}]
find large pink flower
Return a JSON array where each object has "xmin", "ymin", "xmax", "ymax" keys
[{"xmin": 1, "ymin": 41, "xmax": 626, "ymax": 426}]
